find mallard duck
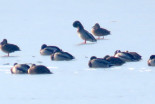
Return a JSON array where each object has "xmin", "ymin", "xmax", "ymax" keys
[
  {"xmin": 148, "ymin": 55, "xmax": 155, "ymax": 66},
  {"xmin": 28, "ymin": 64, "xmax": 52, "ymax": 74},
  {"xmin": 73, "ymin": 21, "xmax": 97, "ymax": 44},
  {"xmin": 88, "ymin": 56, "xmax": 113, "ymax": 68},
  {"xmin": 125, "ymin": 51, "xmax": 142, "ymax": 61},
  {"xmin": 103, "ymin": 55, "xmax": 125, "ymax": 66},
  {"xmin": 114, "ymin": 50, "xmax": 135, "ymax": 62},
  {"xmin": 51, "ymin": 50, "xmax": 74, "ymax": 61},
  {"xmin": 40, "ymin": 44, "xmax": 61, "ymax": 55},
  {"xmin": 91, "ymin": 23, "xmax": 110, "ymax": 39},
  {"xmin": 11, "ymin": 63, "xmax": 30, "ymax": 74},
  {"xmin": 0, "ymin": 39, "xmax": 20, "ymax": 56}
]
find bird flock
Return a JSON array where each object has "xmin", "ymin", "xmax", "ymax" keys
[{"xmin": 0, "ymin": 20, "xmax": 154, "ymax": 74}]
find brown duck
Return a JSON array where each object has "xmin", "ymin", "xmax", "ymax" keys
[
  {"xmin": 73, "ymin": 21, "xmax": 97, "ymax": 44},
  {"xmin": 0, "ymin": 39, "xmax": 20, "ymax": 56},
  {"xmin": 103, "ymin": 55, "xmax": 125, "ymax": 66},
  {"xmin": 11, "ymin": 63, "xmax": 30, "ymax": 74},
  {"xmin": 91, "ymin": 23, "xmax": 110, "ymax": 39},
  {"xmin": 28, "ymin": 64, "xmax": 52, "ymax": 74}
]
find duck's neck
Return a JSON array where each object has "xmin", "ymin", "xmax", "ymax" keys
[{"xmin": 77, "ymin": 24, "xmax": 84, "ymax": 31}]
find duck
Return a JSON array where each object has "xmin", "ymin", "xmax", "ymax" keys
[
  {"xmin": 114, "ymin": 50, "xmax": 135, "ymax": 62},
  {"xmin": 125, "ymin": 50, "xmax": 142, "ymax": 61},
  {"xmin": 11, "ymin": 63, "xmax": 30, "ymax": 74},
  {"xmin": 28, "ymin": 64, "xmax": 52, "ymax": 74},
  {"xmin": 51, "ymin": 50, "xmax": 75, "ymax": 61},
  {"xmin": 88, "ymin": 56, "xmax": 113, "ymax": 68},
  {"xmin": 114, "ymin": 50, "xmax": 142, "ymax": 62},
  {"xmin": 0, "ymin": 39, "xmax": 20, "ymax": 56},
  {"xmin": 91, "ymin": 23, "xmax": 110, "ymax": 39},
  {"xmin": 148, "ymin": 55, "xmax": 155, "ymax": 66},
  {"xmin": 40, "ymin": 44, "xmax": 61, "ymax": 55},
  {"xmin": 103, "ymin": 55, "xmax": 125, "ymax": 66},
  {"xmin": 73, "ymin": 21, "xmax": 97, "ymax": 44}
]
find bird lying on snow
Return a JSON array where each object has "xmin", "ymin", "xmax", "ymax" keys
[
  {"xmin": 88, "ymin": 56, "xmax": 113, "ymax": 68},
  {"xmin": 51, "ymin": 49, "xmax": 75, "ymax": 61},
  {"xmin": 40, "ymin": 44, "xmax": 61, "ymax": 55},
  {"xmin": 148, "ymin": 55, "xmax": 155, "ymax": 66},
  {"xmin": 28, "ymin": 64, "xmax": 52, "ymax": 74},
  {"xmin": 11, "ymin": 63, "xmax": 30, "ymax": 74},
  {"xmin": 114, "ymin": 50, "xmax": 142, "ymax": 62},
  {"xmin": 103, "ymin": 55, "xmax": 125, "ymax": 66}
]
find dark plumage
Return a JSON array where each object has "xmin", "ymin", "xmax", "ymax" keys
[
  {"xmin": 103, "ymin": 55, "xmax": 125, "ymax": 66},
  {"xmin": 51, "ymin": 50, "xmax": 74, "ymax": 61},
  {"xmin": 88, "ymin": 56, "xmax": 113, "ymax": 68},
  {"xmin": 73, "ymin": 21, "xmax": 97, "ymax": 44},
  {"xmin": 114, "ymin": 50, "xmax": 135, "ymax": 62},
  {"xmin": 28, "ymin": 64, "xmax": 52, "ymax": 74},
  {"xmin": 91, "ymin": 23, "xmax": 110, "ymax": 39},
  {"xmin": 40, "ymin": 44, "xmax": 61, "ymax": 55},
  {"xmin": 148, "ymin": 55, "xmax": 155, "ymax": 66},
  {"xmin": 11, "ymin": 63, "xmax": 30, "ymax": 74},
  {"xmin": 114, "ymin": 50, "xmax": 142, "ymax": 62},
  {"xmin": 0, "ymin": 39, "xmax": 20, "ymax": 56},
  {"xmin": 125, "ymin": 51, "xmax": 142, "ymax": 61}
]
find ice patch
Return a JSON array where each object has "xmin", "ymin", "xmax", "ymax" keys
[
  {"xmin": 111, "ymin": 67, "xmax": 121, "ymax": 70},
  {"xmin": 48, "ymin": 66, "xmax": 58, "ymax": 69},
  {"xmin": 86, "ymin": 68, "xmax": 96, "ymax": 71},
  {"xmin": 0, "ymin": 65, "xmax": 12, "ymax": 68},
  {"xmin": 74, "ymin": 71, "xmax": 79, "ymax": 74},
  {"xmin": 139, "ymin": 69, "xmax": 152, "ymax": 72},
  {"xmin": 128, "ymin": 68, "xmax": 135, "ymax": 70}
]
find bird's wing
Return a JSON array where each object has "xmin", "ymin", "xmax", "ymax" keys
[
  {"xmin": 3, "ymin": 44, "xmax": 20, "ymax": 52},
  {"xmin": 84, "ymin": 29, "xmax": 97, "ymax": 42},
  {"xmin": 57, "ymin": 52, "xmax": 74, "ymax": 59}
]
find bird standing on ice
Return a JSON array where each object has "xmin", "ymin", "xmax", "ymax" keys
[
  {"xmin": 0, "ymin": 39, "xmax": 20, "ymax": 56},
  {"xmin": 73, "ymin": 21, "xmax": 97, "ymax": 44},
  {"xmin": 91, "ymin": 23, "xmax": 110, "ymax": 39}
]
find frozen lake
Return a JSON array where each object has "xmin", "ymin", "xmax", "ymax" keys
[{"xmin": 0, "ymin": 0, "xmax": 155, "ymax": 104}]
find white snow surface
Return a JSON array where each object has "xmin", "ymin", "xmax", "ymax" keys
[{"xmin": 0, "ymin": 0, "xmax": 155, "ymax": 104}]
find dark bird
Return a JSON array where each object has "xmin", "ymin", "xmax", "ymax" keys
[
  {"xmin": 88, "ymin": 56, "xmax": 113, "ymax": 68},
  {"xmin": 91, "ymin": 23, "xmax": 110, "ymax": 39},
  {"xmin": 28, "ymin": 64, "xmax": 52, "ymax": 74},
  {"xmin": 40, "ymin": 44, "xmax": 61, "ymax": 55},
  {"xmin": 73, "ymin": 21, "xmax": 97, "ymax": 44},
  {"xmin": 148, "ymin": 55, "xmax": 155, "ymax": 66},
  {"xmin": 125, "ymin": 50, "xmax": 142, "ymax": 61},
  {"xmin": 103, "ymin": 55, "xmax": 125, "ymax": 66},
  {"xmin": 114, "ymin": 50, "xmax": 135, "ymax": 62},
  {"xmin": 11, "ymin": 63, "xmax": 30, "ymax": 74},
  {"xmin": 0, "ymin": 39, "xmax": 20, "ymax": 56},
  {"xmin": 114, "ymin": 50, "xmax": 142, "ymax": 62},
  {"xmin": 51, "ymin": 50, "xmax": 75, "ymax": 61}
]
